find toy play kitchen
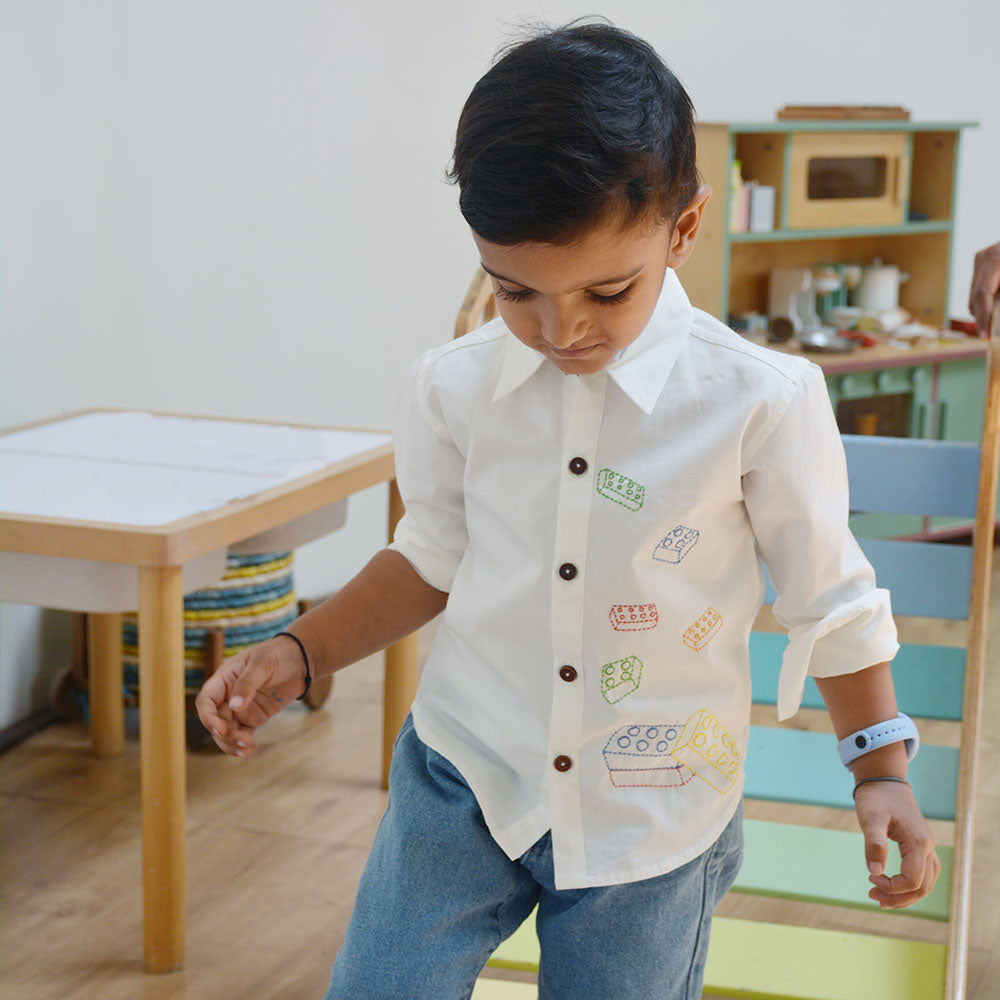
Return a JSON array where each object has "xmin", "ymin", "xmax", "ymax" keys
[
  {"xmin": 681, "ymin": 110, "xmax": 996, "ymax": 537},
  {"xmin": 766, "ymin": 259, "xmax": 914, "ymax": 351}
]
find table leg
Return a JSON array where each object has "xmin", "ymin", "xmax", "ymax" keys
[
  {"xmin": 138, "ymin": 565, "xmax": 187, "ymax": 973},
  {"xmin": 382, "ymin": 479, "xmax": 419, "ymax": 790},
  {"xmin": 87, "ymin": 612, "xmax": 124, "ymax": 757}
]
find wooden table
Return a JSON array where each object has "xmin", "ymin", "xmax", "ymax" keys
[{"xmin": 0, "ymin": 409, "xmax": 417, "ymax": 972}]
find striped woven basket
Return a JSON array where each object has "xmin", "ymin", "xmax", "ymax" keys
[{"xmin": 122, "ymin": 551, "xmax": 298, "ymax": 696}]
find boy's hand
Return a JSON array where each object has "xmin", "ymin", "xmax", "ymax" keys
[
  {"xmin": 194, "ymin": 634, "xmax": 309, "ymax": 757},
  {"xmin": 853, "ymin": 780, "xmax": 941, "ymax": 908}
]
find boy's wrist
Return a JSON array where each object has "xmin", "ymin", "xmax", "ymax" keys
[{"xmin": 848, "ymin": 741, "xmax": 908, "ymax": 781}]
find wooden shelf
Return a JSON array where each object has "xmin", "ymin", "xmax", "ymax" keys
[{"xmin": 729, "ymin": 221, "xmax": 953, "ymax": 242}]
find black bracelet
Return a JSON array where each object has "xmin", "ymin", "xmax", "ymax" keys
[
  {"xmin": 275, "ymin": 631, "xmax": 312, "ymax": 702},
  {"xmin": 852, "ymin": 775, "xmax": 910, "ymax": 799}
]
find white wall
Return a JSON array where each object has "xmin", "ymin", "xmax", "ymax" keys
[{"xmin": 2, "ymin": 0, "xmax": 997, "ymax": 727}]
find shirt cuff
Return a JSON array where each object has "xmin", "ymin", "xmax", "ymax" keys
[
  {"xmin": 776, "ymin": 588, "xmax": 900, "ymax": 720},
  {"xmin": 388, "ymin": 517, "xmax": 462, "ymax": 593}
]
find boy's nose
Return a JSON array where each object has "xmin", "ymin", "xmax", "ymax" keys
[{"xmin": 541, "ymin": 308, "xmax": 589, "ymax": 349}]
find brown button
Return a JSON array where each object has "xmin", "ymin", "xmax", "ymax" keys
[
  {"xmin": 568, "ymin": 457, "xmax": 588, "ymax": 475},
  {"xmin": 553, "ymin": 755, "xmax": 573, "ymax": 772},
  {"xmin": 559, "ymin": 665, "xmax": 578, "ymax": 682},
  {"xmin": 559, "ymin": 563, "xmax": 577, "ymax": 581}
]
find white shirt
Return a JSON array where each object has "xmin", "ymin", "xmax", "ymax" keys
[{"xmin": 389, "ymin": 268, "xmax": 899, "ymax": 890}]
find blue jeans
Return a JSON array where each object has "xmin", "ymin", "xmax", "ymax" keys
[{"xmin": 324, "ymin": 716, "xmax": 743, "ymax": 1000}]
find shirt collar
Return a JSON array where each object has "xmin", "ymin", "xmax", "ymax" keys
[{"xmin": 491, "ymin": 268, "xmax": 694, "ymax": 414}]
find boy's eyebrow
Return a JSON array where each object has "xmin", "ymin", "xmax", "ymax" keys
[{"xmin": 479, "ymin": 262, "xmax": 644, "ymax": 291}]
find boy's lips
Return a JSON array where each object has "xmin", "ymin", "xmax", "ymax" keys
[{"xmin": 549, "ymin": 343, "xmax": 601, "ymax": 358}]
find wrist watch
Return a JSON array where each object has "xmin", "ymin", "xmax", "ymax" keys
[{"xmin": 837, "ymin": 712, "xmax": 919, "ymax": 768}]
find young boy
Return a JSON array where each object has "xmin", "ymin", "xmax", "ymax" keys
[{"xmin": 197, "ymin": 21, "xmax": 939, "ymax": 999}]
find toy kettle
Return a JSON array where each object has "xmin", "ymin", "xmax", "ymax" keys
[{"xmin": 855, "ymin": 260, "xmax": 909, "ymax": 312}]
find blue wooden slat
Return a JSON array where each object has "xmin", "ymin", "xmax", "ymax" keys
[
  {"xmin": 750, "ymin": 633, "xmax": 966, "ymax": 720},
  {"xmin": 761, "ymin": 540, "xmax": 972, "ymax": 620},
  {"xmin": 842, "ymin": 435, "xmax": 980, "ymax": 518},
  {"xmin": 745, "ymin": 725, "xmax": 959, "ymax": 820},
  {"xmin": 859, "ymin": 539, "xmax": 972, "ymax": 619}
]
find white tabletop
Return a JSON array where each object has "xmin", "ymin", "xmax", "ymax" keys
[{"xmin": 0, "ymin": 410, "xmax": 391, "ymax": 527}]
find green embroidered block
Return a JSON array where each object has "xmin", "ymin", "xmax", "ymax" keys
[
  {"xmin": 600, "ymin": 655, "xmax": 643, "ymax": 703},
  {"xmin": 596, "ymin": 468, "xmax": 645, "ymax": 511}
]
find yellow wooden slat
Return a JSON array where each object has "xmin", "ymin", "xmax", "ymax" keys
[
  {"xmin": 488, "ymin": 914, "xmax": 947, "ymax": 1000},
  {"xmin": 704, "ymin": 917, "xmax": 946, "ymax": 1000},
  {"xmin": 471, "ymin": 977, "xmax": 536, "ymax": 999}
]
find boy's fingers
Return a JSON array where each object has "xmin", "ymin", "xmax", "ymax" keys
[
  {"xmin": 194, "ymin": 674, "xmax": 230, "ymax": 734},
  {"xmin": 227, "ymin": 649, "xmax": 276, "ymax": 712},
  {"xmin": 869, "ymin": 855, "xmax": 938, "ymax": 908},
  {"xmin": 859, "ymin": 815, "xmax": 890, "ymax": 878}
]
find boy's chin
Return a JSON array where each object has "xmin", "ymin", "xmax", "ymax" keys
[{"xmin": 550, "ymin": 354, "xmax": 611, "ymax": 375}]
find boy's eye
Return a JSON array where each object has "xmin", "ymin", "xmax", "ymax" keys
[
  {"xmin": 494, "ymin": 283, "xmax": 533, "ymax": 303},
  {"xmin": 588, "ymin": 285, "xmax": 634, "ymax": 306}
]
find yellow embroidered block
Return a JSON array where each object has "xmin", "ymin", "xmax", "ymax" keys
[
  {"xmin": 683, "ymin": 606, "xmax": 722, "ymax": 650},
  {"xmin": 672, "ymin": 709, "xmax": 739, "ymax": 793}
]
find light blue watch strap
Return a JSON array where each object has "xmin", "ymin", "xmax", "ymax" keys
[{"xmin": 837, "ymin": 712, "xmax": 919, "ymax": 768}]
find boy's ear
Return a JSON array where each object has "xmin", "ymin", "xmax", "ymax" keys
[{"xmin": 667, "ymin": 184, "xmax": 712, "ymax": 269}]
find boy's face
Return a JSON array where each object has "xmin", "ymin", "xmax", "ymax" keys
[{"xmin": 473, "ymin": 186, "xmax": 709, "ymax": 376}]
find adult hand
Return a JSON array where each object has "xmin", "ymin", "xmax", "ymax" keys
[
  {"xmin": 194, "ymin": 633, "xmax": 309, "ymax": 757},
  {"xmin": 969, "ymin": 242, "xmax": 1000, "ymax": 336},
  {"xmin": 853, "ymin": 780, "xmax": 941, "ymax": 908}
]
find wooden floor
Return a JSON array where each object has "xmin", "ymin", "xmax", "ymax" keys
[{"xmin": 2, "ymin": 560, "xmax": 998, "ymax": 1000}]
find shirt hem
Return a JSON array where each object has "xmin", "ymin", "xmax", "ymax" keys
[
  {"xmin": 410, "ymin": 704, "xmax": 551, "ymax": 862},
  {"xmin": 551, "ymin": 783, "xmax": 746, "ymax": 891}
]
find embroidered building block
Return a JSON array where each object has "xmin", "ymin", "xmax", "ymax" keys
[
  {"xmin": 596, "ymin": 468, "xmax": 645, "ymax": 512},
  {"xmin": 609, "ymin": 603, "xmax": 659, "ymax": 632},
  {"xmin": 603, "ymin": 724, "xmax": 694, "ymax": 788},
  {"xmin": 683, "ymin": 607, "xmax": 722, "ymax": 651},
  {"xmin": 652, "ymin": 526, "xmax": 699, "ymax": 564},
  {"xmin": 671, "ymin": 709, "xmax": 739, "ymax": 794},
  {"xmin": 600, "ymin": 656, "xmax": 643, "ymax": 704}
]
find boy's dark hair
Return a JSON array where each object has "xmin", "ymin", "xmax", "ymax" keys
[{"xmin": 448, "ymin": 20, "xmax": 698, "ymax": 245}]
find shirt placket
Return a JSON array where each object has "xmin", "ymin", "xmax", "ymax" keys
[{"xmin": 546, "ymin": 371, "xmax": 607, "ymax": 883}]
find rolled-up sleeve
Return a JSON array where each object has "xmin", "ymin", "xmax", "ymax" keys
[
  {"xmin": 387, "ymin": 353, "xmax": 468, "ymax": 592},
  {"xmin": 742, "ymin": 364, "xmax": 899, "ymax": 720}
]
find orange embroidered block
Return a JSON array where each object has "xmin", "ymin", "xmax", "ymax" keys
[
  {"xmin": 671, "ymin": 708, "xmax": 739, "ymax": 793},
  {"xmin": 683, "ymin": 607, "xmax": 722, "ymax": 650},
  {"xmin": 609, "ymin": 603, "xmax": 659, "ymax": 631}
]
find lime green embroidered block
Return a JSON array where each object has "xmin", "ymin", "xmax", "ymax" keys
[
  {"xmin": 600, "ymin": 655, "xmax": 643, "ymax": 703},
  {"xmin": 595, "ymin": 467, "xmax": 645, "ymax": 511}
]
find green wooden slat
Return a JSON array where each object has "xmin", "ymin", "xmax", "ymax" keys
[
  {"xmin": 745, "ymin": 726, "xmax": 959, "ymax": 821},
  {"xmin": 739, "ymin": 819, "xmax": 952, "ymax": 920},
  {"xmin": 749, "ymin": 633, "xmax": 966, "ymax": 720},
  {"xmin": 488, "ymin": 914, "xmax": 947, "ymax": 1000}
]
